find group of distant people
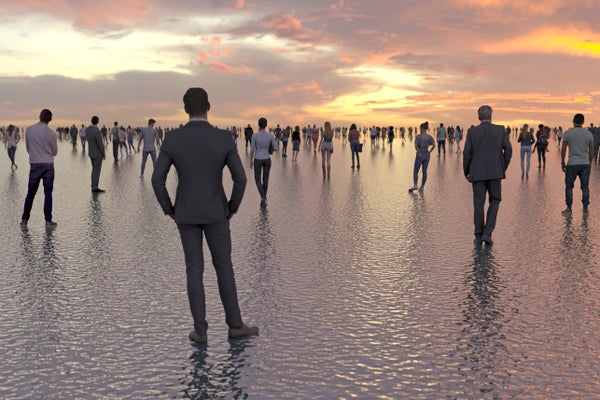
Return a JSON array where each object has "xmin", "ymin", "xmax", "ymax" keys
[{"xmin": 6, "ymin": 89, "xmax": 597, "ymax": 348}]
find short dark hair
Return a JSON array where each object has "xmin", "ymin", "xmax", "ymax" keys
[
  {"xmin": 39, "ymin": 109, "xmax": 52, "ymax": 123},
  {"xmin": 258, "ymin": 117, "xmax": 267, "ymax": 129},
  {"xmin": 477, "ymin": 105, "xmax": 493, "ymax": 121},
  {"xmin": 91, "ymin": 115, "xmax": 99, "ymax": 125},
  {"xmin": 573, "ymin": 113, "xmax": 584, "ymax": 125},
  {"xmin": 148, "ymin": 118, "xmax": 156, "ymax": 125},
  {"xmin": 183, "ymin": 88, "xmax": 209, "ymax": 116}
]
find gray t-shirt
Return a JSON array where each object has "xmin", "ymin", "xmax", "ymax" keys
[
  {"xmin": 563, "ymin": 127, "xmax": 593, "ymax": 165},
  {"xmin": 140, "ymin": 127, "xmax": 157, "ymax": 152}
]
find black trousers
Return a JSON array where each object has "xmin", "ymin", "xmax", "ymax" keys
[
  {"xmin": 254, "ymin": 158, "xmax": 272, "ymax": 199},
  {"xmin": 177, "ymin": 221, "xmax": 244, "ymax": 336},
  {"xmin": 90, "ymin": 157, "xmax": 103, "ymax": 190},
  {"xmin": 472, "ymin": 179, "xmax": 502, "ymax": 237}
]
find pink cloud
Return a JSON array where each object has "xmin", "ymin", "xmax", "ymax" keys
[
  {"xmin": 209, "ymin": 61, "xmax": 253, "ymax": 74},
  {"xmin": 273, "ymin": 81, "xmax": 332, "ymax": 99}
]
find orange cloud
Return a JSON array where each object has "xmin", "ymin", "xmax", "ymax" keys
[
  {"xmin": 209, "ymin": 61, "xmax": 252, "ymax": 74},
  {"xmin": 273, "ymin": 81, "xmax": 332, "ymax": 99},
  {"xmin": 454, "ymin": 0, "xmax": 567, "ymax": 16},
  {"xmin": 489, "ymin": 27, "xmax": 600, "ymax": 58}
]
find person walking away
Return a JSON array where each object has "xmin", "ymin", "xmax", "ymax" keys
[
  {"xmin": 250, "ymin": 117, "xmax": 277, "ymax": 208},
  {"xmin": 348, "ymin": 123, "xmax": 361, "ymax": 168},
  {"xmin": 138, "ymin": 118, "xmax": 159, "ymax": 179},
  {"xmin": 517, "ymin": 124, "xmax": 534, "ymax": 178},
  {"xmin": 79, "ymin": 124, "xmax": 87, "ymax": 152},
  {"xmin": 454, "ymin": 125, "xmax": 463, "ymax": 153},
  {"xmin": 151, "ymin": 87, "xmax": 258, "ymax": 344},
  {"xmin": 409, "ymin": 122, "xmax": 435, "ymax": 192},
  {"xmin": 319, "ymin": 121, "xmax": 334, "ymax": 179},
  {"xmin": 20, "ymin": 109, "xmax": 58, "ymax": 227},
  {"xmin": 244, "ymin": 124, "xmax": 254, "ymax": 149},
  {"xmin": 463, "ymin": 105, "xmax": 512, "ymax": 246},
  {"xmin": 436, "ymin": 123, "xmax": 446, "ymax": 157},
  {"xmin": 86, "ymin": 116, "xmax": 106, "ymax": 193},
  {"xmin": 560, "ymin": 113, "xmax": 594, "ymax": 217},
  {"xmin": 291, "ymin": 126, "xmax": 301, "ymax": 161},
  {"xmin": 533, "ymin": 124, "xmax": 548, "ymax": 168},
  {"xmin": 69, "ymin": 124, "xmax": 78, "ymax": 150},
  {"xmin": 5, "ymin": 124, "xmax": 20, "ymax": 169}
]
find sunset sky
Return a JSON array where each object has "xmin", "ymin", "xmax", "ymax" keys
[{"xmin": 0, "ymin": 0, "xmax": 599, "ymax": 130}]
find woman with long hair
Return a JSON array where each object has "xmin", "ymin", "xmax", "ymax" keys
[
  {"xmin": 319, "ymin": 121, "xmax": 334, "ymax": 179},
  {"xmin": 518, "ymin": 124, "xmax": 534, "ymax": 177},
  {"xmin": 348, "ymin": 123, "xmax": 361, "ymax": 168}
]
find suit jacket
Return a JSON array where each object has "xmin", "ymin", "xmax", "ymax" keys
[
  {"xmin": 86, "ymin": 125, "xmax": 105, "ymax": 159},
  {"xmin": 151, "ymin": 120, "xmax": 247, "ymax": 224},
  {"xmin": 463, "ymin": 121, "xmax": 512, "ymax": 182}
]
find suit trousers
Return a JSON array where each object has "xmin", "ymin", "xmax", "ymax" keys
[
  {"xmin": 253, "ymin": 158, "xmax": 272, "ymax": 200},
  {"xmin": 90, "ymin": 157, "xmax": 103, "ymax": 190},
  {"xmin": 177, "ymin": 221, "xmax": 244, "ymax": 336},
  {"xmin": 471, "ymin": 179, "xmax": 502, "ymax": 237}
]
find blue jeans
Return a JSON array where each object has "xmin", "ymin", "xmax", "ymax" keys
[
  {"xmin": 22, "ymin": 163, "xmax": 54, "ymax": 222},
  {"xmin": 565, "ymin": 164, "xmax": 590, "ymax": 209},
  {"xmin": 520, "ymin": 146, "xmax": 532, "ymax": 173},
  {"xmin": 413, "ymin": 155, "xmax": 430, "ymax": 186},
  {"xmin": 350, "ymin": 142, "xmax": 361, "ymax": 166},
  {"xmin": 141, "ymin": 150, "xmax": 157, "ymax": 175}
]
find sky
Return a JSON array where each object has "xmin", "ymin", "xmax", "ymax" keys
[{"xmin": 0, "ymin": 0, "xmax": 599, "ymax": 130}]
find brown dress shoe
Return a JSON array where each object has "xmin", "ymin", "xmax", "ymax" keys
[
  {"xmin": 228, "ymin": 324, "xmax": 259, "ymax": 338},
  {"xmin": 188, "ymin": 330, "xmax": 207, "ymax": 344}
]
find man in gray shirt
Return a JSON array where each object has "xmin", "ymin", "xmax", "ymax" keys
[
  {"xmin": 561, "ymin": 113, "xmax": 594, "ymax": 217},
  {"xmin": 138, "ymin": 118, "xmax": 158, "ymax": 179}
]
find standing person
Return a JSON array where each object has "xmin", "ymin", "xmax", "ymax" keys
[
  {"xmin": 110, "ymin": 122, "xmax": 120, "ymax": 162},
  {"xmin": 79, "ymin": 124, "xmax": 87, "ymax": 152},
  {"xmin": 281, "ymin": 126, "xmax": 290, "ymax": 157},
  {"xmin": 138, "ymin": 118, "xmax": 159, "ymax": 179},
  {"xmin": 20, "ymin": 109, "xmax": 58, "ymax": 227},
  {"xmin": 533, "ymin": 124, "xmax": 549, "ymax": 168},
  {"xmin": 5, "ymin": 124, "xmax": 20, "ymax": 169},
  {"xmin": 409, "ymin": 122, "xmax": 435, "ymax": 192},
  {"xmin": 517, "ymin": 124, "xmax": 534, "ymax": 178},
  {"xmin": 436, "ymin": 123, "xmax": 446, "ymax": 157},
  {"xmin": 454, "ymin": 125, "xmax": 463, "ymax": 153},
  {"xmin": 250, "ymin": 117, "xmax": 277, "ymax": 208},
  {"xmin": 151, "ymin": 87, "xmax": 258, "ymax": 344},
  {"xmin": 118, "ymin": 125, "xmax": 127, "ymax": 156},
  {"xmin": 126, "ymin": 126, "xmax": 136, "ymax": 154},
  {"xmin": 463, "ymin": 105, "xmax": 512, "ymax": 246},
  {"xmin": 291, "ymin": 125, "xmax": 301, "ymax": 161},
  {"xmin": 318, "ymin": 121, "xmax": 334, "ymax": 179},
  {"xmin": 69, "ymin": 124, "xmax": 78, "ymax": 150},
  {"xmin": 101, "ymin": 124, "xmax": 108, "ymax": 145},
  {"xmin": 348, "ymin": 123, "xmax": 361, "ymax": 168},
  {"xmin": 589, "ymin": 123, "xmax": 600, "ymax": 162},
  {"xmin": 557, "ymin": 126, "xmax": 564, "ymax": 148},
  {"xmin": 387, "ymin": 126, "xmax": 394, "ymax": 149},
  {"xmin": 244, "ymin": 124, "xmax": 253, "ymax": 149},
  {"xmin": 560, "ymin": 113, "xmax": 594, "ymax": 217},
  {"xmin": 86, "ymin": 116, "xmax": 106, "ymax": 193},
  {"xmin": 311, "ymin": 125, "xmax": 319, "ymax": 154}
]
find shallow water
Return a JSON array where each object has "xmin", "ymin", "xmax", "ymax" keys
[{"xmin": 1, "ymin": 135, "xmax": 600, "ymax": 399}]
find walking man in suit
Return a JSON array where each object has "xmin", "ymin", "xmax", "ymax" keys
[
  {"xmin": 152, "ymin": 87, "xmax": 258, "ymax": 344},
  {"xmin": 86, "ymin": 116, "xmax": 106, "ymax": 193},
  {"xmin": 463, "ymin": 105, "xmax": 512, "ymax": 245}
]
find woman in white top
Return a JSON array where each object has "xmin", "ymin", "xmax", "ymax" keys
[{"xmin": 5, "ymin": 124, "xmax": 20, "ymax": 169}]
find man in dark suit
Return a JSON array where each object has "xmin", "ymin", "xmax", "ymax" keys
[
  {"xmin": 86, "ymin": 115, "xmax": 106, "ymax": 193},
  {"xmin": 151, "ymin": 87, "xmax": 258, "ymax": 344},
  {"xmin": 463, "ymin": 105, "xmax": 512, "ymax": 245}
]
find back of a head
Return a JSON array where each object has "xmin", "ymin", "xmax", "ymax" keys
[
  {"xmin": 184, "ymin": 88, "xmax": 209, "ymax": 116},
  {"xmin": 573, "ymin": 113, "xmax": 584, "ymax": 126},
  {"xmin": 350, "ymin": 123, "xmax": 357, "ymax": 130},
  {"xmin": 39, "ymin": 109, "xmax": 52, "ymax": 123},
  {"xmin": 477, "ymin": 105, "xmax": 493, "ymax": 121},
  {"xmin": 258, "ymin": 117, "xmax": 268, "ymax": 130},
  {"xmin": 91, "ymin": 115, "xmax": 99, "ymax": 125}
]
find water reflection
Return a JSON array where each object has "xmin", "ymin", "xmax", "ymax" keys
[
  {"xmin": 181, "ymin": 339, "xmax": 252, "ymax": 399},
  {"xmin": 453, "ymin": 247, "xmax": 507, "ymax": 396}
]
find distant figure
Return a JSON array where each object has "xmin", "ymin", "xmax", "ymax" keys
[
  {"xmin": 311, "ymin": 125, "xmax": 319, "ymax": 153},
  {"xmin": 20, "ymin": 109, "xmax": 58, "ymax": 228},
  {"xmin": 151, "ymin": 87, "xmax": 258, "ymax": 344},
  {"xmin": 560, "ymin": 113, "xmax": 594, "ymax": 217},
  {"xmin": 5, "ymin": 124, "xmax": 20, "ymax": 169},
  {"xmin": 110, "ymin": 122, "xmax": 120, "ymax": 162},
  {"xmin": 348, "ymin": 123, "xmax": 361, "ymax": 168},
  {"xmin": 454, "ymin": 125, "xmax": 463, "ymax": 153},
  {"xmin": 86, "ymin": 115, "xmax": 106, "ymax": 193},
  {"xmin": 517, "ymin": 124, "xmax": 534, "ymax": 178},
  {"xmin": 79, "ymin": 124, "xmax": 87, "ymax": 152},
  {"xmin": 244, "ymin": 124, "xmax": 254, "ymax": 149},
  {"xmin": 138, "ymin": 119, "xmax": 159, "ymax": 178},
  {"xmin": 589, "ymin": 123, "xmax": 600, "ymax": 162},
  {"xmin": 409, "ymin": 121, "xmax": 435, "ymax": 192},
  {"xmin": 387, "ymin": 126, "xmax": 394, "ymax": 149},
  {"xmin": 291, "ymin": 125, "xmax": 301, "ymax": 161},
  {"xmin": 319, "ymin": 121, "xmax": 334, "ymax": 179},
  {"xmin": 281, "ymin": 126, "xmax": 290, "ymax": 157},
  {"xmin": 436, "ymin": 123, "xmax": 446, "ymax": 157},
  {"xmin": 250, "ymin": 117, "xmax": 277, "ymax": 208},
  {"xmin": 533, "ymin": 124, "xmax": 549, "ymax": 169},
  {"xmin": 101, "ymin": 124, "xmax": 108, "ymax": 145},
  {"xmin": 69, "ymin": 124, "xmax": 78, "ymax": 150},
  {"xmin": 463, "ymin": 105, "xmax": 512, "ymax": 246}
]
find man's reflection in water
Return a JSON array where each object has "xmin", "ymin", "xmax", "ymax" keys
[{"xmin": 182, "ymin": 339, "xmax": 252, "ymax": 399}]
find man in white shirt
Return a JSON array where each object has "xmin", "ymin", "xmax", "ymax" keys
[{"xmin": 138, "ymin": 118, "xmax": 158, "ymax": 178}]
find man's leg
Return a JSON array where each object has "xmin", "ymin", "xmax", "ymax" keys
[
  {"xmin": 565, "ymin": 165, "xmax": 577, "ymax": 210},
  {"xmin": 141, "ymin": 151, "xmax": 149, "ymax": 176},
  {"xmin": 421, "ymin": 158, "xmax": 430, "ymax": 186},
  {"xmin": 177, "ymin": 224, "xmax": 209, "ymax": 336},
  {"xmin": 21, "ymin": 165, "xmax": 43, "ymax": 221},
  {"xmin": 204, "ymin": 220, "xmax": 244, "ymax": 329},
  {"xmin": 253, "ymin": 159, "xmax": 265, "ymax": 199},
  {"xmin": 483, "ymin": 179, "xmax": 502, "ymax": 238},
  {"xmin": 150, "ymin": 150, "xmax": 157, "ymax": 167},
  {"xmin": 472, "ymin": 181, "xmax": 486, "ymax": 237},
  {"xmin": 579, "ymin": 164, "xmax": 591, "ymax": 209},
  {"xmin": 261, "ymin": 158, "xmax": 272, "ymax": 196},
  {"xmin": 41, "ymin": 165, "xmax": 55, "ymax": 222}
]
